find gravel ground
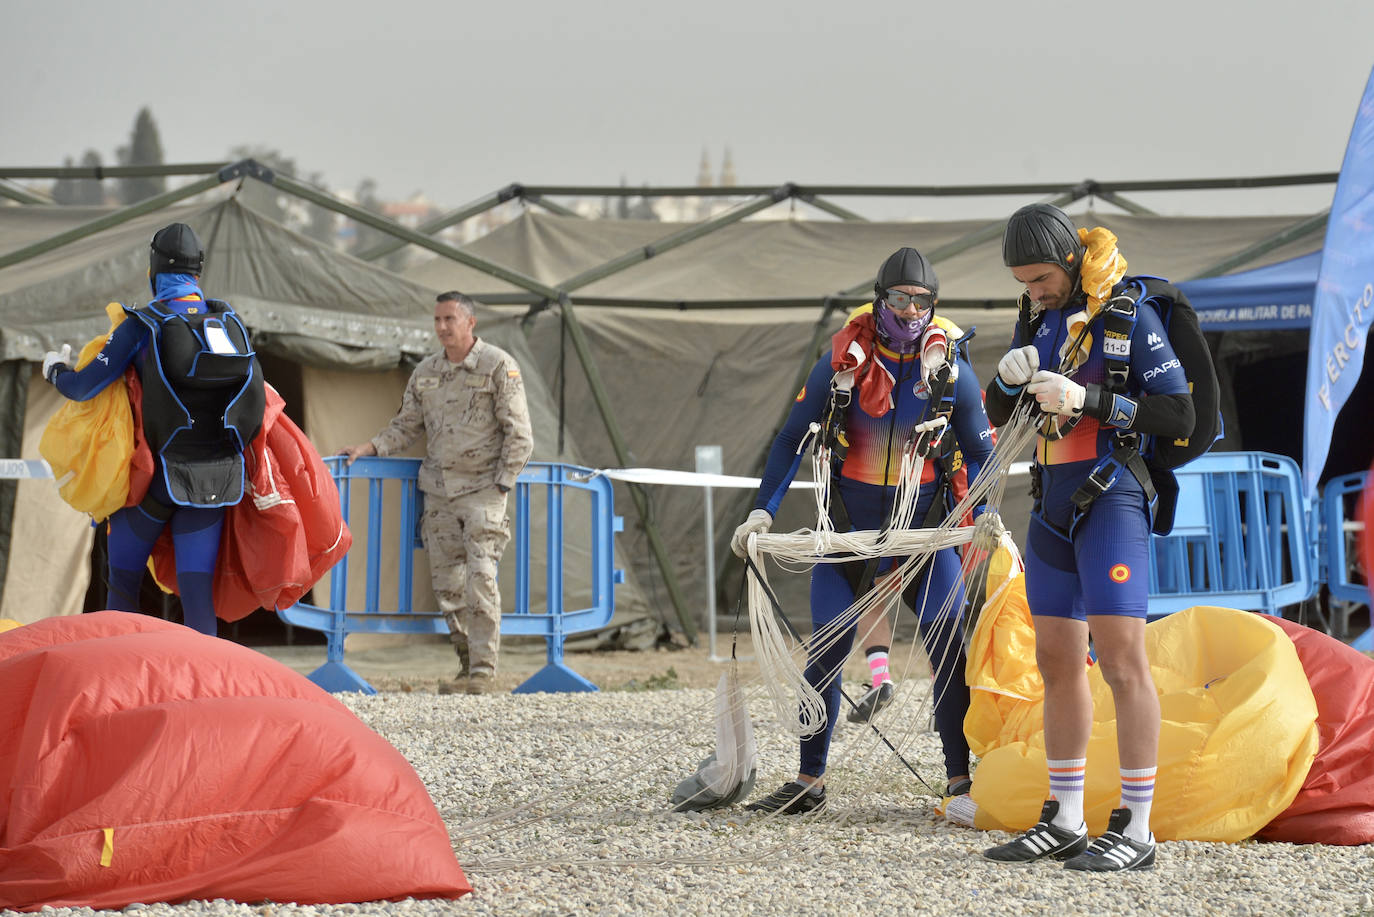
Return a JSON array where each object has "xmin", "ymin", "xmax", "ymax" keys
[{"xmin": 10, "ymin": 672, "xmax": 1374, "ymax": 917}]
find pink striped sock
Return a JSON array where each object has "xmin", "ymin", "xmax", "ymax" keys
[{"xmin": 866, "ymin": 649, "xmax": 892, "ymax": 687}]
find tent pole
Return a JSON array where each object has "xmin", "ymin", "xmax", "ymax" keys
[
  {"xmin": 555, "ymin": 293, "xmax": 699, "ymax": 641},
  {"xmin": 797, "ymin": 194, "xmax": 867, "ymax": 221},
  {"xmin": 1190, "ymin": 211, "xmax": 1330, "ymax": 278},
  {"xmin": 521, "ymin": 193, "xmax": 582, "ymax": 218},
  {"xmin": 355, "ymin": 184, "xmax": 524, "ymax": 262},
  {"xmin": 556, "ymin": 184, "xmax": 796, "ymax": 294},
  {"xmin": 0, "ymin": 180, "xmax": 51, "ymax": 205},
  {"xmin": 0, "ymin": 361, "xmax": 30, "ymax": 611},
  {"xmin": 0, "ymin": 171, "xmax": 226, "ymax": 270},
  {"xmin": 264, "ymin": 172, "xmax": 559, "ymax": 298},
  {"xmin": 1091, "ymin": 189, "xmax": 1157, "ymax": 215}
]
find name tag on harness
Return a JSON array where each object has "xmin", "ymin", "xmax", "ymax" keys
[{"xmin": 1103, "ymin": 333, "xmax": 1130, "ymax": 358}]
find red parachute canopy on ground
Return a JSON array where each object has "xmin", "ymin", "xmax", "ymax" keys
[
  {"xmin": 0, "ymin": 613, "xmax": 470, "ymax": 910},
  {"xmin": 1258, "ymin": 616, "xmax": 1374, "ymax": 844}
]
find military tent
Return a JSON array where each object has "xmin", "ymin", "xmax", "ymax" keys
[
  {"xmin": 0, "ymin": 195, "xmax": 654, "ymax": 636},
  {"xmin": 401, "ymin": 207, "xmax": 1328, "ymax": 627}
]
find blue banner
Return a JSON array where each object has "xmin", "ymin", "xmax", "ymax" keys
[{"xmin": 1304, "ymin": 65, "xmax": 1374, "ymax": 499}]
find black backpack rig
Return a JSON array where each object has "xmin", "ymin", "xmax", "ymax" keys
[{"xmin": 125, "ymin": 298, "xmax": 266, "ymax": 509}]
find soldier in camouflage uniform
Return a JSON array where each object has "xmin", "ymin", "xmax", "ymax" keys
[{"xmin": 342, "ymin": 292, "xmax": 533, "ymax": 694}]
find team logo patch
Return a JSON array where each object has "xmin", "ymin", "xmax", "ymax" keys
[
  {"xmin": 912, "ymin": 379, "xmax": 930, "ymax": 399},
  {"xmin": 1147, "ymin": 331, "xmax": 1163, "ymax": 351},
  {"xmin": 1109, "ymin": 563, "xmax": 1132, "ymax": 583},
  {"xmin": 796, "ymin": 385, "xmax": 806, "ymax": 402}
]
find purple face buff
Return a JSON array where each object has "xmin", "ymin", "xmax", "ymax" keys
[{"xmin": 875, "ymin": 301, "xmax": 932, "ymax": 353}]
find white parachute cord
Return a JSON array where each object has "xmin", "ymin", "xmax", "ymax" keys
[
  {"xmin": 745, "ymin": 539, "xmax": 828, "ymax": 736},
  {"xmin": 901, "ymin": 405, "xmax": 1041, "ymax": 737}
]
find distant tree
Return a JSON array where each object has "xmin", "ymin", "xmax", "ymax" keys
[
  {"xmin": 116, "ymin": 108, "xmax": 166, "ymax": 204},
  {"xmin": 349, "ymin": 177, "xmax": 389, "ymax": 257},
  {"xmin": 51, "ymin": 157, "xmax": 78, "ymax": 205},
  {"xmin": 301, "ymin": 171, "xmax": 338, "ymax": 247},
  {"xmin": 76, "ymin": 150, "xmax": 106, "ymax": 205},
  {"xmin": 51, "ymin": 150, "xmax": 109, "ymax": 206}
]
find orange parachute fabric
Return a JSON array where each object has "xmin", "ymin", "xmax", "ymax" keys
[
  {"xmin": 144, "ymin": 385, "xmax": 352, "ymax": 621},
  {"xmin": 0, "ymin": 612, "xmax": 470, "ymax": 910}
]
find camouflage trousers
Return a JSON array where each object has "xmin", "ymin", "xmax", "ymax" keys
[{"xmin": 421, "ymin": 487, "xmax": 511, "ymax": 676}]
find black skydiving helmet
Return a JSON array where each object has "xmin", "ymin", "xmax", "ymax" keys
[
  {"xmin": 872, "ymin": 246, "xmax": 938, "ymax": 353},
  {"xmin": 1001, "ymin": 202, "xmax": 1084, "ymax": 290},
  {"xmin": 149, "ymin": 222, "xmax": 205, "ymax": 278}
]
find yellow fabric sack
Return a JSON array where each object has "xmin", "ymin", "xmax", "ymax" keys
[
  {"xmin": 963, "ymin": 543, "xmax": 1049, "ymax": 758},
  {"xmin": 963, "ymin": 549, "xmax": 1319, "ymax": 842},
  {"xmin": 38, "ymin": 303, "xmax": 135, "ymax": 522},
  {"xmin": 1053, "ymin": 227, "xmax": 1129, "ymax": 375}
]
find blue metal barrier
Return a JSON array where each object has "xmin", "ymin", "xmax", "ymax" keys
[
  {"xmin": 278, "ymin": 457, "xmax": 623, "ymax": 694},
  {"xmin": 1321, "ymin": 470, "xmax": 1370, "ymax": 606},
  {"xmin": 1148, "ymin": 452, "xmax": 1315, "ymax": 617}
]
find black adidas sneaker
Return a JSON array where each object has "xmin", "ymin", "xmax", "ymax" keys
[
  {"xmin": 983, "ymin": 800, "xmax": 1089, "ymax": 862},
  {"xmin": 1063, "ymin": 807, "xmax": 1156, "ymax": 872}
]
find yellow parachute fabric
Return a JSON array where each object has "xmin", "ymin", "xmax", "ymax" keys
[
  {"xmin": 1055, "ymin": 227, "xmax": 1128, "ymax": 375},
  {"xmin": 963, "ymin": 545, "xmax": 1319, "ymax": 842},
  {"xmin": 38, "ymin": 303, "xmax": 136, "ymax": 522},
  {"xmin": 0, "ymin": 619, "xmax": 23, "ymax": 635}
]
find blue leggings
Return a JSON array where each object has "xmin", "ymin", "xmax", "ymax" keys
[
  {"xmin": 105, "ymin": 484, "xmax": 225, "ymax": 636},
  {"xmin": 799, "ymin": 545, "xmax": 972, "ymax": 780}
]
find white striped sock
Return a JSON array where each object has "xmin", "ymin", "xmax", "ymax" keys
[
  {"xmin": 1120, "ymin": 766, "xmax": 1156, "ymax": 842},
  {"xmin": 1047, "ymin": 757, "xmax": 1087, "ymax": 830}
]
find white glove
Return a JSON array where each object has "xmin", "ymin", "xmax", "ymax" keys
[
  {"xmin": 997, "ymin": 345, "xmax": 1039, "ymax": 386},
  {"xmin": 730, "ymin": 509, "xmax": 773, "ymax": 558},
  {"xmin": 970, "ymin": 510, "xmax": 1005, "ymax": 553},
  {"xmin": 1027, "ymin": 370, "xmax": 1085, "ymax": 416},
  {"xmin": 43, "ymin": 343, "xmax": 72, "ymax": 383}
]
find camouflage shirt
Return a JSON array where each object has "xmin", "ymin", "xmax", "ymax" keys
[{"xmin": 371, "ymin": 339, "xmax": 534, "ymax": 497}]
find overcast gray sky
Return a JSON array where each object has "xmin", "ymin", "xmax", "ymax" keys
[{"xmin": 4, "ymin": 0, "xmax": 1373, "ymax": 219}]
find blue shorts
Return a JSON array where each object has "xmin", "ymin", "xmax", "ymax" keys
[{"xmin": 1025, "ymin": 481, "xmax": 1151, "ymax": 620}]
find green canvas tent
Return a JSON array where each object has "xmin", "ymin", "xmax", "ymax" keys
[{"xmin": 0, "ymin": 195, "xmax": 654, "ymax": 637}]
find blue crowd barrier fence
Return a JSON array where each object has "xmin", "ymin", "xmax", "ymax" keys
[
  {"xmin": 1148, "ymin": 452, "xmax": 1315, "ymax": 617},
  {"xmin": 1321, "ymin": 470, "xmax": 1370, "ymax": 606},
  {"xmin": 278, "ymin": 457, "xmax": 623, "ymax": 694}
]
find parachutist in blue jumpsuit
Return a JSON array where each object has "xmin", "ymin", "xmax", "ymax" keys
[
  {"xmin": 44, "ymin": 223, "xmax": 264, "ymax": 636},
  {"xmin": 982, "ymin": 204, "xmax": 1194, "ymax": 871},
  {"xmin": 732, "ymin": 248, "xmax": 996, "ymax": 814}
]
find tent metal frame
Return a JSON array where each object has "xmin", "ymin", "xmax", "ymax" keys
[{"xmin": 0, "ymin": 161, "xmax": 1339, "ymax": 641}]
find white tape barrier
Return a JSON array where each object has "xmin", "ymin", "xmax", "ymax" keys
[
  {"xmin": 581, "ymin": 467, "xmax": 818, "ymax": 490},
  {"xmin": 0, "ymin": 459, "xmax": 54, "ymax": 480},
  {"xmin": 578, "ymin": 461, "xmax": 1031, "ymax": 491},
  {"xmin": 3, "ymin": 460, "xmax": 1033, "ymax": 487}
]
